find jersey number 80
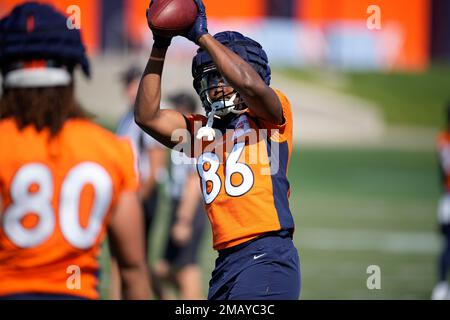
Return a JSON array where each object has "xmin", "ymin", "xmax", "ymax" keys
[{"xmin": 3, "ymin": 162, "xmax": 112, "ymax": 249}]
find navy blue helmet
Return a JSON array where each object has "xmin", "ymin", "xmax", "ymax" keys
[
  {"xmin": 0, "ymin": 2, "xmax": 90, "ymax": 79},
  {"xmin": 192, "ymin": 31, "xmax": 271, "ymax": 115}
]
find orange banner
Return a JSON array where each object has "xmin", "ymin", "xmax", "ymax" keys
[
  {"xmin": 203, "ymin": 0, "xmax": 265, "ymax": 18},
  {"xmin": 125, "ymin": 0, "xmax": 148, "ymax": 47},
  {"xmin": 296, "ymin": 0, "xmax": 431, "ymax": 70}
]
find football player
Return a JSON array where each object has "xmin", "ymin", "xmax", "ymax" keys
[
  {"xmin": 0, "ymin": 3, "xmax": 151, "ymax": 300},
  {"xmin": 432, "ymin": 103, "xmax": 450, "ymax": 300},
  {"xmin": 135, "ymin": 0, "xmax": 301, "ymax": 299}
]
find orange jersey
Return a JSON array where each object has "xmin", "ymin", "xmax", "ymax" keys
[
  {"xmin": 184, "ymin": 89, "xmax": 294, "ymax": 250},
  {"xmin": 0, "ymin": 119, "xmax": 138, "ymax": 299},
  {"xmin": 437, "ymin": 131, "xmax": 450, "ymax": 192}
]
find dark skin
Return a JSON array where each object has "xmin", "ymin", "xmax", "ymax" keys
[{"xmin": 134, "ymin": 34, "xmax": 282, "ymax": 149}]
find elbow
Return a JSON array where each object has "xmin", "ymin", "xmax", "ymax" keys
[
  {"xmin": 134, "ymin": 108, "xmax": 146, "ymax": 128},
  {"xmin": 134, "ymin": 107, "xmax": 156, "ymax": 130},
  {"xmin": 121, "ymin": 261, "xmax": 147, "ymax": 275},
  {"xmin": 120, "ymin": 264, "xmax": 151, "ymax": 300},
  {"xmin": 133, "ymin": 101, "xmax": 146, "ymax": 127},
  {"xmin": 134, "ymin": 94, "xmax": 160, "ymax": 129},
  {"xmin": 119, "ymin": 257, "xmax": 148, "ymax": 281}
]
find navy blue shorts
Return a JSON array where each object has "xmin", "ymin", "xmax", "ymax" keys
[{"xmin": 208, "ymin": 233, "xmax": 301, "ymax": 300}]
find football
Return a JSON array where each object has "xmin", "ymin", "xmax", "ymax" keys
[{"xmin": 147, "ymin": 0, "xmax": 198, "ymax": 37}]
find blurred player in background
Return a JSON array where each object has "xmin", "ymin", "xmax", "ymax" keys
[
  {"xmin": 153, "ymin": 92, "xmax": 206, "ymax": 300},
  {"xmin": 135, "ymin": 0, "xmax": 301, "ymax": 300},
  {"xmin": 110, "ymin": 65, "xmax": 166, "ymax": 299},
  {"xmin": 0, "ymin": 3, "xmax": 150, "ymax": 300},
  {"xmin": 432, "ymin": 102, "xmax": 450, "ymax": 300}
]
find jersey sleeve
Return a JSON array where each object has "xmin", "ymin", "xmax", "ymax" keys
[
  {"xmin": 252, "ymin": 89, "xmax": 293, "ymax": 143},
  {"xmin": 117, "ymin": 138, "xmax": 140, "ymax": 192}
]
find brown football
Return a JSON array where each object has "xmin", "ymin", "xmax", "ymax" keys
[{"xmin": 147, "ymin": 0, "xmax": 198, "ymax": 37}]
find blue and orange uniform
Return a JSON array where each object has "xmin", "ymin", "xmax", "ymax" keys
[{"xmin": 185, "ymin": 89, "xmax": 300, "ymax": 299}]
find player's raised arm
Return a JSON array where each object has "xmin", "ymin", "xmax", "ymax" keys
[
  {"xmin": 182, "ymin": 0, "xmax": 283, "ymax": 125},
  {"xmin": 134, "ymin": 7, "xmax": 188, "ymax": 149}
]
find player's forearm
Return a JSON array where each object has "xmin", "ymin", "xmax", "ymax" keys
[
  {"xmin": 120, "ymin": 264, "xmax": 152, "ymax": 300},
  {"xmin": 134, "ymin": 47, "xmax": 167, "ymax": 126},
  {"xmin": 134, "ymin": 47, "xmax": 189, "ymax": 149},
  {"xmin": 197, "ymin": 34, "xmax": 282, "ymax": 124},
  {"xmin": 198, "ymin": 34, "xmax": 266, "ymax": 99}
]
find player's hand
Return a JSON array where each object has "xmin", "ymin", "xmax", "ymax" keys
[
  {"xmin": 146, "ymin": 4, "xmax": 172, "ymax": 48},
  {"xmin": 171, "ymin": 220, "xmax": 192, "ymax": 247},
  {"xmin": 183, "ymin": 0, "xmax": 208, "ymax": 44}
]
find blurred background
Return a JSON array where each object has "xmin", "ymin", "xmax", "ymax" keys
[{"xmin": 1, "ymin": 0, "xmax": 450, "ymax": 299}]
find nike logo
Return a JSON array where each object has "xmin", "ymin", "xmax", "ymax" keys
[{"xmin": 253, "ymin": 253, "xmax": 266, "ymax": 260}]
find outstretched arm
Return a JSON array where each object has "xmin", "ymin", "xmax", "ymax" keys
[
  {"xmin": 181, "ymin": 0, "xmax": 282, "ymax": 125},
  {"xmin": 197, "ymin": 34, "xmax": 283, "ymax": 125},
  {"xmin": 134, "ymin": 46, "xmax": 188, "ymax": 149}
]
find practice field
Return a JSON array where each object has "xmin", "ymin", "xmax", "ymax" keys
[
  {"xmin": 280, "ymin": 66, "xmax": 450, "ymax": 127},
  {"xmin": 99, "ymin": 146, "xmax": 441, "ymax": 299},
  {"xmin": 290, "ymin": 147, "xmax": 440, "ymax": 299}
]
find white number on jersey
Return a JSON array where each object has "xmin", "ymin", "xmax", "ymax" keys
[
  {"xmin": 197, "ymin": 142, "xmax": 254, "ymax": 204},
  {"xmin": 3, "ymin": 162, "xmax": 113, "ymax": 249}
]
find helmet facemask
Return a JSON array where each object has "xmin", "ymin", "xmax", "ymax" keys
[
  {"xmin": 193, "ymin": 66, "xmax": 248, "ymax": 141},
  {"xmin": 195, "ymin": 66, "xmax": 248, "ymax": 118},
  {"xmin": 191, "ymin": 32, "xmax": 272, "ymax": 141}
]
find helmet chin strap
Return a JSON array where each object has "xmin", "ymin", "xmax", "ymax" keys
[
  {"xmin": 196, "ymin": 109, "xmax": 217, "ymax": 141},
  {"xmin": 210, "ymin": 92, "xmax": 238, "ymax": 116},
  {"xmin": 196, "ymin": 92, "xmax": 238, "ymax": 141}
]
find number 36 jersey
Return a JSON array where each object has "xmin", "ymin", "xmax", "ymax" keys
[
  {"xmin": 0, "ymin": 119, "xmax": 139, "ymax": 299},
  {"xmin": 184, "ymin": 89, "xmax": 295, "ymax": 250}
]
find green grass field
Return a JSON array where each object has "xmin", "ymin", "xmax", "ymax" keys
[
  {"xmin": 279, "ymin": 65, "xmax": 450, "ymax": 127},
  {"xmin": 291, "ymin": 147, "xmax": 440, "ymax": 299},
  {"xmin": 99, "ymin": 146, "xmax": 442, "ymax": 300}
]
